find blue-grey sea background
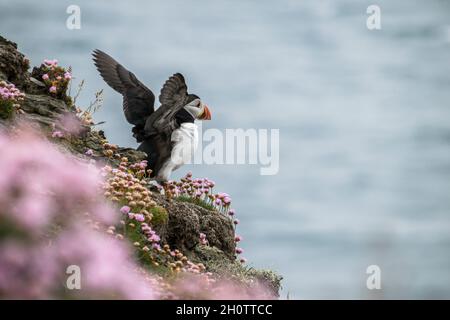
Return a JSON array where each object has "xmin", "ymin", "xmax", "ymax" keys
[{"xmin": 1, "ymin": 0, "xmax": 450, "ymax": 299}]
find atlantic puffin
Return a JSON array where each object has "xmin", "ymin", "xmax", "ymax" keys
[{"xmin": 92, "ymin": 50, "xmax": 211, "ymax": 182}]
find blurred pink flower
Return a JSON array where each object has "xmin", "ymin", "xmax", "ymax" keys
[
  {"xmin": 44, "ymin": 59, "xmax": 58, "ymax": 66},
  {"xmin": 51, "ymin": 130, "xmax": 63, "ymax": 138},
  {"xmin": 0, "ymin": 127, "xmax": 156, "ymax": 299},
  {"xmin": 55, "ymin": 113, "xmax": 85, "ymax": 136},
  {"xmin": 0, "ymin": 125, "xmax": 115, "ymax": 232},
  {"xmin": 217, "ymin": 192, "xmax": 230, "ymax": 199},
  {"xmin": 56, "ymin": 226, "xmax": 157, "ymax": 299}
]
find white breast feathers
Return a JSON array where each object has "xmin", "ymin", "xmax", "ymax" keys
[{"xmin": 156, "ymin": 123, "xmax": 198, "ymax": 182}]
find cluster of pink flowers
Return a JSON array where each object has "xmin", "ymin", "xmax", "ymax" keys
[
  {"xmin": 166, "ymin": 172, "xmax": 236, "ymax": 215},
  {"xmin": 128, "ymin": 160, "xmax": 150, "ymax": 178},
  {"xmin": 120, "ymin": 204, "xmax": 162, "ymax": 249},
  {"xmin": 0, "ymin": 81, "xmax": 25, "ymax": 118},
  {"xmin": 0, "ymin": 81, "xmax": 24, "ymax": 102},
  {"xmin": 40, "ymin": 59, "xmax": 72, "ymax": 95},
  {"xmin": 234, "ymin": 235, "xmax": 245, "ymax": 262},
  {"xmin": 165, "ymin": 173, "xmax": 246, "ymax": 263},
  {"xmin": 141, "ymin": 223, "xmax": 161, "ymax": 250},
  {"xmin": 0, "ymin": 126, "xmax": 158, "ymax": 299}
]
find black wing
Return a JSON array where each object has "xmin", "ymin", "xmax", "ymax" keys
[
  {"xmin": 144, "ymin": 73, "xmax": 189, "ymax": 136},
  {"xmin": 92, "ymin": 49, "xmax": 155, "ymax": 126},
  {"xmin": 159, "ymin": 72, "xmax": 188, "ymax": 106}
]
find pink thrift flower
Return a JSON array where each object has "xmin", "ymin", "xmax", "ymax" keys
[
  {"xmin": 51, "ymin": 131, "xmax": 63, "ymax": 138},
  {"xmin": 233, "ymin": 219, "xmax": 240, "ymax": 225},
  {"xmin": 134, "ymin": 214, "xmax": 145, "ymax": 222},
  {"xmin": 85, "ymin": 149, "xmax": 94, "ymax": 156},
  {"xmin": 56, "ymin": 113, "xmax": 84, "ymax": 136},
  {"xmin": 217, "ymin": 192, "xmax": 230, "ymax": 199},
  {"xmin": 149, "ymin": 234, "xmax": 160, "ymax": 242},
  {"xmin": 120, "ymin": 206, "xmax": 130, "ymax": 214},
  {"xmin": 235, "ymin": 248, "xmax": 244, "ymax": 254},
  {"xmin": 49, "ymin": 86, "xmax": 57, "ymax": 93},
  {"xmin": 228, "ymin": 209, "xmax": 235, "ymax": 216},
  {"xmin": 42, "ymin": 74, "xmax": 49, "ymax": 80},
  {"xmin": 44, "ymin": 59, "xmax": 58, "ymax": 66}
]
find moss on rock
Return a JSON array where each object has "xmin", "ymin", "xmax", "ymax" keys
[
  {"xmin": 192, "ymin": 245, "xmax": 283, "ymax": 297},
  {"xmin": 150, "ymin": 206, "xmax": 168, "ymax": 226}
]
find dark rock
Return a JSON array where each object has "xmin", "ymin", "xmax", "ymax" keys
[
  {"xmin": 151, "ymin": 193, "xmax": 236, "ymax": 259},
  {"xmin": 22, "ymin": 94, "xmax": 69, "ymax": 117},
  {"xmin": 0, "ymin": 36, "xmax": 29, "ymax": 87}
]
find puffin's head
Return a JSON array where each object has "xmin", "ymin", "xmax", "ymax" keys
[{"xmin": 183, "ymin": 94, "xmax": 212, "ymax": 121}]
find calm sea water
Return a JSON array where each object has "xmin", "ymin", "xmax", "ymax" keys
[{"xmin": 1, "ymin": 0, "xmax": 450, "ymax": 298}]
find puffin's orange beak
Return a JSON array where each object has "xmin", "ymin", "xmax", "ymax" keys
[{"xmin": 200, "ymin": 105, "xmax": 212, "ymax": 120}]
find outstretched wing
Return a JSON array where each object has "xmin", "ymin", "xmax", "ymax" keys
[
  {"xmin": 159, "ymin": 73, "xmax": 188, "ymax": 106},
  {"xmin": 92, "ymin": 49, "xmax": 155, "ymax": 126},
  {"xmin": 144, "ymin": 73, "xmax": 189, "ymax": 135}
]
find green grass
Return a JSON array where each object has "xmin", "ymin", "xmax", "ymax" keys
[
  {"xmin": 191, "ymin": 245, "xmax": 283, "ymax": 296},
  {"xmin": 150, "ymin": 206, "xmax": 168, "ymax": 225},
  {"xmin": 175, "ymin": 195, "xmax": 216, "ymax": 211},
  {"xmin": 0, "ymin": 101, "xmax": 14, "ymax": 119}
]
